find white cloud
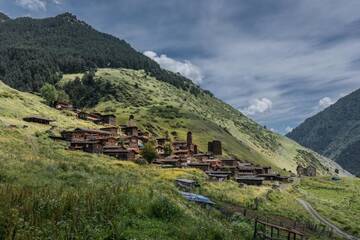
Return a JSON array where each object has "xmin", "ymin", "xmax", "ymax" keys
[
  {"xmin": 15, "ymin": 0, "xmax": 62, "ymax": 11},
  {"xmin": 243, "ymin": 98, "xmax": 272, "ymax": 116},
  {"xmin": 319, "ymin": 97, "xmax": 335, "ymax": 109},
  {"xmin": 285, "ymin": 126, "xmax": 293, "ymax": 133},
  {"xmin": 143, "ymin": 51, "xmax": 203, "ymax": 84}
]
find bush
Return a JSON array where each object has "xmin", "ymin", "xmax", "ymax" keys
[
  {"xmin": 40, "ymin": 83, "xmax": 58, "ymax": 106},
  {"xmin": 141, "ymin": 142, "xmax": 157, "ymax": 163},
  {"xmin": 150, "ymin": 196, "xmax": 181, "ymax": 221}
]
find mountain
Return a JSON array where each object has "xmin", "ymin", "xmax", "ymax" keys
[
  {"xmin": 0, "ymin": 12, "xmax": 202, "ymax": 95},
  {"xmin": 0, "ymin": 12, "xmax": 9, "ymax": 22},
  {"xmin": 287, "ymin": 89, "xmax": 360, "ymax": 176}
]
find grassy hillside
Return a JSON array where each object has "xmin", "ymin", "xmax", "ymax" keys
[
  {"xmin": 287, "ymin": 88, "xmax": 360, "ymax": 176},
  {"xmin": 298, "ymin": 177, "xmax": 360, "ymax": 237},
  {"xmin": 0, "ymin": 80, "xmax": 354, "ymax": 240},
  {"xmin": 60, "ymin": 68, "xmax": 346, "ymax": 175},
  {"xmin": 0, "ymin": 80, "xmax": 256, "ymax": 239}
]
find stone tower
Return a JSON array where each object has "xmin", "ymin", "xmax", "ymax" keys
[{"xmin": 187, "ymin": 131, "xmax": 192, "ymax": 147}]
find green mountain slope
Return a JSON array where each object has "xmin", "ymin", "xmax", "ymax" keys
[
  {"xmin": 287, "ymin": 89, "xmax": 360, "ymax": 176},
  {"xmin": 59, "ymin": 68, "xmax": 347, "ymax": 175},
  {"xmin": 0, "ymin": 12, "xmax": 201, "ymax": 95}
]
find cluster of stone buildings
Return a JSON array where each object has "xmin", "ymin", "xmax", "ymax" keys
[
  {"xmin": 23, "ymin": 102, "xmax": 294, "ymax": 186},
  {"xmin": 153, "ymin": 134, "xmax": 290, "ymax": 185},
  {"xmin": 60, "ymin": 114, "xmax": 148, "ymax": 160},
  {"xmin": 296, "ymin": 165, "xmax": 317, "ymax": 177}
]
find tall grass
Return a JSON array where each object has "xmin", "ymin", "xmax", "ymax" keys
[{"xmin": 0, "ymin": 183, "xmax": 253, "ymax": 240}]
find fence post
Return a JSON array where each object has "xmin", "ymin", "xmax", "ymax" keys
[{"xmin": 253, "ymin": 218, "xmax": 258, "ymax": 240}]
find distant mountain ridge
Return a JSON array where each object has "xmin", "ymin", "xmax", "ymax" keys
[
  {"xmin": 0, "ymin": 12, "xmax": 9, "ymax": 22},
  {"xmin": 287, "ymin": 88, "xmax": 360, "ymax": 176}
]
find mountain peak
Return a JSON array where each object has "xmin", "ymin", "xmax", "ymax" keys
[
  {"xmin": 54, "ymin": 12, "xmax": 89, "ymax": 27},
  {"xmin": 0, "ymin": 12, "xmax": 10, "ymax": 22},
  {"xmin": 56, "ymin": 12, "xmax": 77, "ymax": 19}
]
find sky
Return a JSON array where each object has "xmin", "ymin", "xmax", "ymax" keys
[{"xmin": 1, "ymin": 0, "xmax": 360, "ymax": 134}]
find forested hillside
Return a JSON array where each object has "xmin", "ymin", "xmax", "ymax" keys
[
  {"xmin": 0, "ymin": 12, "xmax": 202, "ymax": 95},
  {"xmin": 287, "ymin": 88, "xmax": 360, "ymax": 176}
]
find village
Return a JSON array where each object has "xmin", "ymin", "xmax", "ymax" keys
[{"xmin": 21, "ymin": 101, "xmax": 317, "ymax": 188}]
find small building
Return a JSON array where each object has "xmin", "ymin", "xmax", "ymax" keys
[
  {"xmin": 172, "ymin": 140, "xmax": 188, "ymax": 150},
  {"xmin": 173, "ymin": 149, "xmax": 189, "ymax": 157},
  {"xmin": 83, "ymin": 142, "xmax": 103, "ymax": 154},
  {"xmin": 100, "ymin": 126, "xmax": 119, "ymax": 135},
  {"xmin": 306, "ymin": 165, "xmax": 317, "ymax": 177},
  {"xmin": 297, "ymin": 165, "xmax": 317, "ymax": 177},
  {"xmin": 235, "ymin": 176, "xmax": 264, "ymax": 186},
  {"xmin": 221, "ymin": 159, "xmax": 238, "ymax": 167},
  {"xmin": 23, "ymin": 116, "xmax": 54, "ymax": 125},
  {"xmin": 55, "ymin": 102, "xmax": 73, "ymax": 111},
  {"xmin": 179, "ymin": 191, "xmax": 215, "ymax": 206},
  {"xmin": 207, "ymin": 172, "xmax": 231, "ymax": 182},
  {"xmin": 156, "ymin": 137, "xmax": 167, "ymax": 147},
  {"xmin": 99, "ymin": 114, "xmax": 116, "ymax": 126},
  {"xmin": 122, "ymin": 126, "xmax": 138, "ymax": 137},
  {"xmin": 208, "ymin": 140, "xmax": 222, "ymax": 155},
  {"xmin": 202, "ymin": 159, "xmax": 222, "ymax": 169},
  {"xmin": 77, "ymin": 112, "xmax": 101, "ymax": 122},
  {"xmin": 187, "ymin": 162, "xmax": 210, "ymax": 171},
  {"xmin": 103, "ymin": 147, "xmax": 136, "ymax": 161},
  {"xmin": 296, "ymin": 165, "xmax": 305, "ymax": 177},
  {"xmin": 124, "ymin": 135, "xmax": 139, "ymax": 149},
  {"xmin": 67, "ymin": 128, "xmax": 113, "ymax": 141},
  {"xmin": 153, "ymin": 158, "xmax": 181, "ymax": 167},
  {"xmin": 192, "ymin": 153, "xmax": 213, "ymax": 161},
  {"xmin": 69, "ymin": 140, "xmax": 103, "ymax": 153},
  {"xmin": 175, "ymin": 179, "xmax": 199, "ymax": 190}
]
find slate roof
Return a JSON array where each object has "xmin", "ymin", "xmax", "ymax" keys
[{"xmin": 179, "ymin": 191, "xmax": 215, "ymax": 205}]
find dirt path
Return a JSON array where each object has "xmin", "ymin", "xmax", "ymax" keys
[{"xmin": 297, "ymin": 199, "xmax": 359, "ymax": 240}]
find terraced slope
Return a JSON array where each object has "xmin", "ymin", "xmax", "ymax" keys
[{"xmin": 60, "ymin": 68, "xmax": 347, "ymax": 175}]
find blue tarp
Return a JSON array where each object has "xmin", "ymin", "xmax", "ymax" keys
[{"xmin": 179, "ymin": 191, "xmax": 215, "ymax": 205}]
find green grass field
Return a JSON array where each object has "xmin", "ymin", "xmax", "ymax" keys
[{"xmin": 298, "ymin": 177, "xmax": 360, "ymax": 237}]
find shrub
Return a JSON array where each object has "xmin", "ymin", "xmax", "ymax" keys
[
  {"xmin": 40, "ymin": 83, "xmax": 58, "ymax": 106},
  {"xmin": 150, "ymin": 196, "xmax": 181, "ymax": 221},
  {"xmin": 141, "ymin": 142, "xmax": 157, "ymax": 163}
]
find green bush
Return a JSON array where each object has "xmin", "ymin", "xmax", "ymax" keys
[{"xmin": 150, "ymin": 196, "xmax": 182, "ymax": 221}]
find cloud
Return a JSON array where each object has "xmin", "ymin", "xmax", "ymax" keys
[
  {"xmin": 11, "ymin": 0, "xmax": 360, "ymax": 133},
  {"xmin": 143, "ymin": 51, "xmax": 203, "ymax": 84},
  {"xmin": 243, "ymin": 98, "xmax": 272, "ymax": 116},
  {"xmin": 15, "ymin": 0, "xmax": 62, "ymax": 11},
  {"xmin": 285, "ymin": 126, "xmax": 293, "ymax": 133},
  {"xmin": 319, "ymin": 97, "xmax": 335, "ymax": 109}
]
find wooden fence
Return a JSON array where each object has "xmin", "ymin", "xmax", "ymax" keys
[{"xmin": 218, "ymin": 203, "xmax": 334, "ymax": 239}]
